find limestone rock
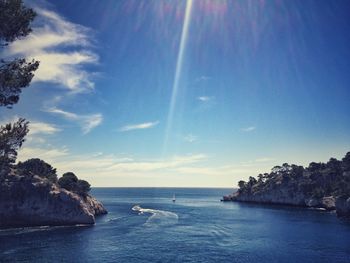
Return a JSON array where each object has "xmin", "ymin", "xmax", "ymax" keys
[
  {"xmin": 0, "ymin": 174, "xmax": 107, "ymax": 228},
  {"xmin": 320, "ymin": 196, "xmax": 336, "ymax": 210},
  {"xmin": 304, "ymin": 196, "xmax": 335, "ymax": 210},
  {"xmin": 335, "ymin": 197, "xmax": 350, "ymax": 218}
]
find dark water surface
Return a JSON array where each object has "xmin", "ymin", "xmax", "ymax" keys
[{"xmin": 1, "ymin": 188, "xmax": 349, "ymax": 262}]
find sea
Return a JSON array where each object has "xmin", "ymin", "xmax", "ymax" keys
[{"xmin": 0, "ymin": 188, "xmax": 350, "ymax": 262}]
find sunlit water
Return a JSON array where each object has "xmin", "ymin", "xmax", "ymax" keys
[{"xmin": 1, "ymin": 188, "xmax": 349, "ymax": 262}]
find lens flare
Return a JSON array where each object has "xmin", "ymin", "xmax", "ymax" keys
[{"xmin": 163, "ymin": 0, "xmax": 193, "ymax": 154}]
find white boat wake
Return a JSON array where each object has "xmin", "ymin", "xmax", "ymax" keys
[{"xmin": 132, "ymin": 205, "xmax": 178, "ymax": 226}]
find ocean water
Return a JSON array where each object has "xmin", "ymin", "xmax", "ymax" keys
[{"xmin": 1, "ymin": 188, "xmax": 350, "ymax": 262}]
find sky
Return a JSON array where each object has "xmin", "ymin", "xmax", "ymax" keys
[{"xmin": 1, "ymin": 0, "xmax": 350, "ymax": 187}]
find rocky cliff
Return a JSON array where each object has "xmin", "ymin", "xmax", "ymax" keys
[
  {"xmin": 224, "ymin": 191, "xmax": 350, "ymax": 218},
  {"xmin": 223, "ymin": 152, "xmax": 350, "ymax": 218},
  {"xmin": 335, "ymin": 196, "xmax": 350, "ymax": 218},
  {"xmin": 0, "ymin": 173, "xmax": 107, "ymax": 228},
  {"xmin": 223, "ymin": 190, "xmax": 336, "ymax": 210}
]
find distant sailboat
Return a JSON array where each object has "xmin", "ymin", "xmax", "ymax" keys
[{"xmin": 172, "ymin": 194, "xmax": 176, "ymax": 202}]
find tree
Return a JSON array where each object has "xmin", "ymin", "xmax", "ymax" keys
[
  {"xmin": 238, "ymin": 180, "xmax": 246, "ymax": 193},
  {"xmin": 308, "ymin": 162, "xmax": 325, "ymax": 172},
  {"xmin": 281, "ymin": 163, "xmax": 291, "ymax": 172},
  {"xmin": 58, "ymin": 172, "xmax": 78, "ymax": 192},
  {"xmin": 234, "ymin": 151, "xmax": 350, "ymax": 200},
  {"xmin": 290, "ymin": 164, "xmax": 304, "ymax": 178},
  {"xmin": 17, "ymin": 158, "xmax": 57, "ymax": 183},
  {"xmin": 0, "ymin": 0, "xmax": 36, "ymax": 45},
  {"xmin": 0, "ymin": 0, "xmax": 39, "ymax": 108},
  {"xmin": 238, "ymin": 180, "xmax": 246, "ymax": 189},
  {"xmin": 342, "ymin": 152, "xmax": 350, "ymax": 172},
  {"xmin": 257, "ymin": 174, "xmax": 264, "ymax": 183},
  {"xmin": 271, "ymin": 165, "xmax": 282, "ymax": 174},
  {"xmin": 0, "ymin": 58, "xmax": 39, "ymax": 108},
  {"xmin": 0, "ymin": 0, "xmax": 38, "ymax": 176},
  {"xmin": 248, "ymin": 176, "xmax": 257, "ymax": 185},
  {"xmin": 58, "ymin": 172, "xmax": 91, "ymax": 196},
  {"xmin": 0, "ymin": 118, "xmax": 28, "ymax": 167},
  {"xmin": 77, "ymin": 180, "xmax": 91, "ymax": 195}
]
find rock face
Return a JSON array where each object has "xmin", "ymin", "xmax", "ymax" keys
[
  {"xmin": 231, "ymin": 189, "xmax": 308, "ymax": 206},
  {"xmin": 0, "ymin": 174, "xmax": 107, "ymax": 228},
  {"xmin": 223, "ymin": 152, "xmax": 350, "ymax": 219},
  {"xmin": 223, "ymin": 189, "xmax": 350, "ymax": 218},
  {"xmin": 335, "ymin": 197, "xmax": 350, "ymax": 218},
  {"xmin": 226, "ymin": 191, "xmax": 336, "ymax": 210}
]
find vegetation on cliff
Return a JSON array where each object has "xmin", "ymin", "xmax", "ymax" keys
[
  {"xmin": 226, "ymin": 152, "xmax": 350, "ymax": 218},
  {"xmin": 237, "ymin": 152, "xmax": 350, "ymax": 199},
  {"xmin": 58, "ymin": 172, "xmax": 91, "ymax": 196},
  {"xmin": 15, "ymin": 159, "xmax": 92, "ymax": 195},
  {"xmin": 0, "ymin": 121, "xmax": 92, "ymax": 198}
]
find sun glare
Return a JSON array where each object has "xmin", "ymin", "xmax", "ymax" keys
[{"xmin": 163, "ymin": 0, "xmax": 194, "ymax": 154}]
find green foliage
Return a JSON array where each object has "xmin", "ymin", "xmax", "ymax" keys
[
  {"xmin": 0, "ymin": 0, "xmax": 36, "ymax": 44},
  {"xmin": 248, "ymin": 176, "xmax": 257, "ymax": 187},
  {"xmin": 0, "ymin": 118, "xmax": 28, "ymax": 166},
  {"xmin": 271, "ymin": 165, "xmax": 282, "ymax": 173},
  {"xmin": 58, "ymin": 172, "xmax": 91, "ymax": 196},
  {"xmin": 0, "ymin": 0, "xmax": 37, "ymax": 174},
  {"xmin": 237, "ymin": 152, "xmax": 350, "ymax": 199},
  {"xmin": 308, "ymin": 162, "xmax": 324, "ymax": 172},
  {"xmin": 0, "ymin": 0, "xmax": 37, "ymax": 177},
  {"xmin": 17, "ymin": 158, "xmax": 57, "ymax": 183},
  {"xmin": 0, "ymin": 58, "xmax": 39, "ymax": 108},
  {"xmin": 58, "ymin": 172, "xmax": 78, "ymax": 192},
  {"xmin": 0, "ymin": 0, "xmax": 39, "ymax": 108},
  {"xmin": 238, "ymin": 180, "xmax": 246, "ymax": 192},
  {"xmin": 341, "ymin": 152, "xmax": 350, "ymax": 172},
  {"xmin": 77, "ymin": 180, "xmax": 91, "ymax": 195}
]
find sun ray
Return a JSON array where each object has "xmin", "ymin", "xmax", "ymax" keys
[{"xmin": 163, "ymin": 0, "xmax": 193, "ymax": 154}]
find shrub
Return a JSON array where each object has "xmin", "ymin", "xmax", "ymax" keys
[
  {"xmin": 17, "ymin": 158, "xmax": 57, "ymax": 183},
  {"xmin": 58, "ymin": 172, "xmax": 78, "ymax": 191},
  {"xmin": 77, "ymin": 180, "xmax": 91, "ymax": 196},
  {"xmin": 58, "ymin": 172, "xmax": 91, "ymax": 195}
]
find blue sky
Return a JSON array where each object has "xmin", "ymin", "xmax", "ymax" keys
[{"xmin": 1, "ymin": 0, "xmax": 350, "ymax": 187}]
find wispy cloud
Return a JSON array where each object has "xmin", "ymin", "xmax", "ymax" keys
[
  {"xmin": 17, "ymin": 147, "xmax": 208, "ymax": 179},
  {"xmin": 241, "ymin": 126, "xmax": 256, "ymax": 132},
  {"xmin": 6, "ymin": 8, "xmax": 98, "ymax": 93},
  {"xmin": 195, "ymin": 96, "xmax": 216, "ymax": 113},
  {"xmin": 104, "ymin": 154, "xmax": 207, "ymax": 172},
  {"xmin": 18, "ymin": 147, "xmax": 69, "ymax": 162},
  {"xmin": 197, "ymin": 96, "xmax": 213, "ymax": 102},
  {"xmin": 29, "ymin": 121, "xmax": 61, "ymax": 135},
  {"xmin": 119, "ymin": 121, "xmax": 159, "ymax": 132},
  {"xmin": 46, "ymin": 108, "xmax": 102, "ymax": 134},
  {"xmin": 183, "ymin": 133, "xmax": 197, "ymax": 143},
  {"xmin": 195, "ymin": 76, "xmax": 211, "ymax": 82}
]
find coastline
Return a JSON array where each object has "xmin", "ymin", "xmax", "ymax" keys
[{"xmin": 222, "ymin": 192, "xmax": 350, "ymax": 218}]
